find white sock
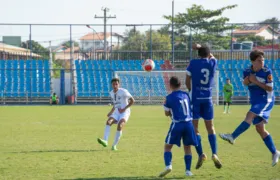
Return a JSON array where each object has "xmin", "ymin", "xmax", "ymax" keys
[
  {"xmin": 113, "ymin": 131, "xmax": 122, "ymax": 146},
  {"xmin": 103, "ymin": 125, "xmax": 111, "ymax": 141},
  {"xmin": 166, "ymin": 165, "xmax": 172, "ymax": 169}
]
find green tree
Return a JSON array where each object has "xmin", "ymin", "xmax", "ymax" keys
[
  {"xmin": 164, "ymin": 4, "xmax": 238, "ymax": 50},
  {"xmin": 61, "ymin": 40, "xmax": 79, "ymax": 48},
  {"xmin": 145, "ymin": 30, "xmax": 171, "ymax": 51},
  {"xmin": 52, "ymin": 60, "xmax": 64, "ymax": 78},
  {"xmin": 21, "ymin": 40, "xmax": 49, "ymax": 59},
  {"xmin": 118, "ymin": 29, "xmax": 172, "ymax": 59},
  {"xmin": 259, "ymin": 17, "xmax": 280, "ymax": 29},
  {"xmin": 237, "ymin": 35, "xmax": 271, "ymax": 47},
  {"xmin": 121, "ymin": 29, "xmax": 147, "ymax": 51}
]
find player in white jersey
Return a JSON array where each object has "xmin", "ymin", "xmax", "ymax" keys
[{"xmin": 97, "ymin": 78, "xmax": 135, "ymax": 150}]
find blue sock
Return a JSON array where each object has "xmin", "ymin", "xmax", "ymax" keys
[
  {"xmin": 232, "ymin": 121, "xmax": 250, "ymax": 139},
  {"xmin": 184, "ymin": 155, "xmax": 192, "ymax": 171},
  {"xmin": 208, "ymin": 134, "xmax": 217, "ymax": 155},
  {"xmin": 263, "ymin": 135, "xmax": 277, "ymax": 154},
  {"xmin": 195, "ymin": 135, "xmax": 203, "ymax": 156},
  {"xmin": 164, "ymin": 151, "xmax": 172, "ymax": 167}
]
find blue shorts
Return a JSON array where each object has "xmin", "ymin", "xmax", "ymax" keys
[
  {"xmin": 165, "ymin": 121, "xmax": 197, "ymax": 147},
  {"xmin": 192, "ymin": 101, "xmax": 214, "ymax": 120},
  {"xmin": 250, "ymin": 101, "xmax": 274, "ymax": 125}
]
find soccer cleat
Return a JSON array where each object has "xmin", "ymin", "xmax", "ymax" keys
[
  {"xmin": 272, "ymin": 151, "xmax": 280, "ymax": 167},
  {"xmin": 195, "ymin": 153, "xmax": 207, "ymax": 169},
  {"xmin": 97, "ymin": 138, "xmax": 108, "ymax": 147},
  {"xmin": 111, "ymin": 145, "xmax": 118, "ymax": 151},
  {"xmin": 219, "ymin": 133, "xmax": 235, "ymax": 144},
  {"xmin": 158, "ymin": 167, "xmax": 172, "ymax": 178},
  {"xmin": 186, "ymin": 170, "xmax": 193, "ymax": 176},
  {"xmin": 212, "ymin": 154, "xmax": 222, "ymax": 169},
  {"xmin": 227, "ymin": 111, "xmax": 231, "ymax": 114},
  {"xmin": 223, "ymin": 111, "xmax": 226, "ymax": 114}
]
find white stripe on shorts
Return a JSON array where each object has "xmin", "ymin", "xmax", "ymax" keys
[
  {"xmin": 259, "ymin": 102, "xmax": 271, "ymax": 117},
  {"xmin": 167, "ymin": 123, "xmax": 176, "ymax": 144}
]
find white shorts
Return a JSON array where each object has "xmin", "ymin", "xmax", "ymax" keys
[{"xmin": 110, "ymin": 110, "xmax": 131, "ymax": 123}]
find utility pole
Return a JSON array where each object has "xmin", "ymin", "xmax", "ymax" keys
[
  {"xmin": 95, "ymin": 7, "xmax": 116, "ymax": 59},
  {"xmin": 172, "ymin": 0, "xmax": 175, "ymax": 64}
]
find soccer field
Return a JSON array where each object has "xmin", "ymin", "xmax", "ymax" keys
[{"xmin": 0, "ymin": 105, "xmax": 279, "ymax": 180}]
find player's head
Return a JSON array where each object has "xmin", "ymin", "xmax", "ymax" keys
[
  {"xmin": 169, "ymin": 76, "xmax": 181, "ymax": 90},
  {"xmin": 53, "ymin": 93, "xmax": 56, "ymax": 96},
  {"xmin": 226, "ymin": 78, "xmax": 230, "ymax": 84},
  {"xmin": 198, "ymin": 45, "xmax": 210, "ymax": 58},
  {"xmin": 111, "ymin": 78, "xmax": 120, "ymax": 91},
  {"xmin": 250, "ymin": 50, "xmax": 264, "ymax": 70}
]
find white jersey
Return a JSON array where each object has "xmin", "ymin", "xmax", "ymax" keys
[{"xmin": 110, "ymin": 88, "xmax": 133, "ymax": 111}]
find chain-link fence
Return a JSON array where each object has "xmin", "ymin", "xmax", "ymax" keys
[{"xmin": 0, "ymin": 23, "xmax": 279, "ymax": 104}]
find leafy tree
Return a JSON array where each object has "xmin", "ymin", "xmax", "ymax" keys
[
  {"xmin": 259, "ymin": 17, "xmax": 280, "ymax": 29},
  {"xmin": 61, "ymin": 40, "xmax": 79, "ymax": 48},
  {"xmin": 237, "ymin": 35, "xmax": 272, "ymax": 47},
  {"xmin": 164, "ymin": 4, "xmax": 238, "ymax": 50},
  {"xmin": 117, "ymin": 29, "xmax": 171, "ymax": 59},
  {"xmin": 21, "ymin": 40, "xmax": 49, "ymax": 59},
  {"xmin": 120, "ymin": 29, "xmax": 147, "ymax": 51}
]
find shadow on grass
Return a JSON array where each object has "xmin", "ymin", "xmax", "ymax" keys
[
  {"xmin": 6, "ymin": 149, "xmax": 101, "ymax": 153},
  {"xmin": 63, "ymin": 176, "xmax": 187, "ymax": 180}
]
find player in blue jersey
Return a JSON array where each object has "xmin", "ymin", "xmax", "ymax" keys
[
  {"xmin": 219, "ymin": 50, "xmax": 280, "ymax": 166},
  {"xmin": 185, "ymin": 44, "xmax": 222, "ymax": 169},
  {"xmin": 159, "ymin": 76, "xmax": 197, "ymax": 177}
]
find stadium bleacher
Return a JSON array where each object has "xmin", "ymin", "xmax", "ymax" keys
[
  {"xmin": 0, "ymin": 60, "xmax": 51, "ymax": 98},
  {"xmin": 75, "ymin": 59, "xmax": 168, "ymax": 97},
  {"xmin": 75, "ymin": 59, "xmax": 280, "ymax": 98},
  {"xmin": 218, "ymin": 59, "xmax": 280, "ymax": 97},
  {"xmin": 1, "ymin": 59, "xmax": 279, "ymax": 101}
]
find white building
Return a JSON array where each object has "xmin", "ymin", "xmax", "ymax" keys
[
  {"xmin": 79, "ymin": 32, "xmax": 124, "ymax": 51},
  {"xmin": 233, "ymin": 25, "xmax": 279, "ymax": 40}
]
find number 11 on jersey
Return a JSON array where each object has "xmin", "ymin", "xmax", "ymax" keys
[{"xmin": 180, "ymin": 99, "xmax": 190, "ymax": 116}]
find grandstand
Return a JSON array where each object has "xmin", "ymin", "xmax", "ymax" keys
[
  {"xmin": 0, "ymin": 57, "xmax": 280, "ymax": 104},
  {"xmin": 0, "ymin": 60, "xmax": 51, "ymax": 103},
  {"xmin": 218, "ymin": 59, "xmax": 280, "ymax": 97}
]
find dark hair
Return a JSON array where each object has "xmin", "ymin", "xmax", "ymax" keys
[
  {"xmin": 250, "ymin": 50, "xmax": 264, "ymax": 61},
  {"xmin": 53, "ymin": 93, "xmax": 56, "ymax": 95},
  {"xmin": 226, "ymin": 78, "xmax": 230, "ymax": 81},
  {"xmin": 111, "ymin": 78, "xmax": 120, "ymax": 84},
  {"xmin": 198, "ymin": 45, "xmax": 210, "ymax": 58},
  {"xmin": 170, "ymin": 76, "xmax": 181, "ymax": 89}
]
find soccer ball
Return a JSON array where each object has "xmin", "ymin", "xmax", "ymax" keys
[{"xmin": 142, "ymin": 59, "xmax": 155, "ymax": 72}]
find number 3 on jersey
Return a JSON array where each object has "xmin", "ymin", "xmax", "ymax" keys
[{"xmin": 201, "ymin": 68, "xmax": 210, "ymax": 84}]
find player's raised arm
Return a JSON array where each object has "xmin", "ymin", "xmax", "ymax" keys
[
  {"xmin": 249, "ymin": 74, "xmax": 273, "ymax": 92},
  {"xmin": 185, "ymin": 61, "xmax": 192, "ymax": 91}
]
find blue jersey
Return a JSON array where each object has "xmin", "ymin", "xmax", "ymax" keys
[
  {"xmin": 164, "ymin": 90, "xmax": 192, "ymax": 122},
  {"xmin": 186, "ymin": 58, "xmax": 217, "ymax": 102},
  {"xmin": 243, "ymin": 66, "xmax": 274, "ymax": 104}
]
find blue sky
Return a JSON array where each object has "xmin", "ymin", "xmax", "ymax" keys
[{"xmin": 0, "ymin": 0, "xmax": 279, "ymax": 46}]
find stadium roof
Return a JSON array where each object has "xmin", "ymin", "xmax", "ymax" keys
[{"xmin": 0, "ymin": 42, "xmax": 41, "ymax": 57}]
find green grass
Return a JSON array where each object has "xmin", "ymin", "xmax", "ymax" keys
[{"xmin": 0, "ymin": 105, "xmax": 280, "ymax": 180}]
